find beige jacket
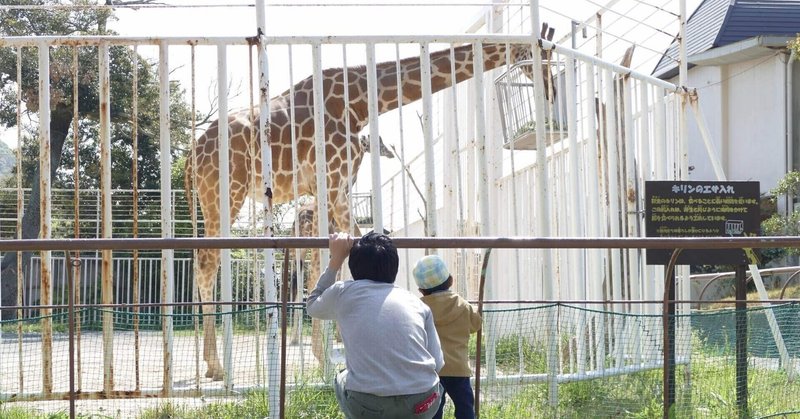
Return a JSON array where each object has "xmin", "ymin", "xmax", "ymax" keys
[{"xmin": 420, "ymin": 290, "xmax": 482, "ymax": 377}]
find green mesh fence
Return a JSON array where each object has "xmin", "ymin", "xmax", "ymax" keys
[{"xmin": 0, "ymin": 303, "xmax": 799, "ymax": 418}]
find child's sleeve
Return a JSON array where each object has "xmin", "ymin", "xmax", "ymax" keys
[
  {"xmin": 424, "ymin": 309, "xmax": 445, "ymax": 372},
  {"xmin": 468, "ymin": 303, "xmax": 482, "ymax": 333}
]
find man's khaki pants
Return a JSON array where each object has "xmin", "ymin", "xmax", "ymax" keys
[{"xmin": 334, "ymin": 369, "xmax": 442, "ymax": 419}]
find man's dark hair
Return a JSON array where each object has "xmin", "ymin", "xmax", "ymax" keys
[
  {"xmin": 349, "ymin": 232, "xmax": 399, "ymax": 283},
  {"xmin": 419, "ymin": 276, "xmax": 453, "ymax": 296}
]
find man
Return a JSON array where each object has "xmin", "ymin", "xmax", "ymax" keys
[{"xmin": 307, "ymin": 232, "xmax": 444, "ymax": 418}]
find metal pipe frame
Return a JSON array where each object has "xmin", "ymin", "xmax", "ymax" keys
[
  {"xmin": 0, "ymin": 236, "xmax": 796, "ymax": 251},
  {"xmin": 2, "ymin": 298, "xmax": 796, "ymax": 311}
]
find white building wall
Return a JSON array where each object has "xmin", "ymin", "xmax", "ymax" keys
[
  {"xmin": 679, "ymin": 55, "xmax": 788, "ymax": 194},
  {"xmin": 725, "ymin": 56, "xmax": 787, "ymax": 193},
  {"xmin": 683, "ymin": 66, "xmax": 724, "ymax": 182}
]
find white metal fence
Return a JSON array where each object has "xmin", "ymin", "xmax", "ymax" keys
[{"xmin": 0, "ymin": 0, "xmax": 708, "ymax": 413}]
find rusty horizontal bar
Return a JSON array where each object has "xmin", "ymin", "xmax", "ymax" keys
[
  {"xmin": 2, "ymin": 299, "xmax": 797, "ymax": 312},
  {"xmin": 0, "ymin": 36, "xmax": 253, "ymax": 47},
  {"xmin": 0, "ymin": 236, "xmax": 797, "ymax": 252}
]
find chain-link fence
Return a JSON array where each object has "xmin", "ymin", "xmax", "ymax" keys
[{"xmin": 2, "ymin": 301, "xmax": 800, "ymax": 418}]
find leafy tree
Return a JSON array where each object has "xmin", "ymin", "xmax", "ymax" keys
[
  {"xmin": 756, "ymin": 171, "xmax": 800, "ymax": 269},
  {"xmin": 0, "ymin": 140, "xmax": 16, "ymax": 178},
  {"xmin": 0, "ymin": 0, "xmax": 199, "ymax": 313},
  {"xmin": 790, "ymin": 34, "xmax": 800, "ymax": 59},
  {"xmin": 762, "ymin": 172, "xmax": 800, "ymax": 237}
]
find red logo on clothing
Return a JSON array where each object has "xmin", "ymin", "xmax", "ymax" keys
[{"xmin": 414, "ymin": 392, "xmax": 439, "ymax": 414}]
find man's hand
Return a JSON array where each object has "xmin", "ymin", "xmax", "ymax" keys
[{"xmin": 328, "ymin": 232, "xmax": 353, "ymax": 271}]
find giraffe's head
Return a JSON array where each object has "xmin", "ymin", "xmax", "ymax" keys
[
  {"xmin": 509, "ymin": 43, "xmax": 534, "ymax": 66},
  {"xmin": 509, "ymin": 23, "xmax": 557, "ymax": 102},
  {"xmin": 359, "ymin": 135, "xmax": 395, "ymax": 159}
]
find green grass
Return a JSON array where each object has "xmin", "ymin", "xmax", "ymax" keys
[
  {"xmin": 284, "ymin": 382, "xmax": 342, "ymax": 418},
  {"xmin": 4, "ymin": 359, "xmax": 799, "ymax": 418},
  {"xmin": 138, "ymin": 391, "xmax": 269, "ymax": 419},
  {"xmin": 136, "ymin": 384, "xmax": 341, "ymax": 419},
  {"xmin": 0, "ymin": 405, "xmax": 98, "ymax": 419},
  {"xmin": 5, "ymin": 312, "xmax": 800, "ymax": 418},
  {"xmin": 469, "ymin": 333, "xmax": 547, "ymax": 374},
  {"xmin": 1, "ymin": 320, "xmax": 68, "ymax": 334}
]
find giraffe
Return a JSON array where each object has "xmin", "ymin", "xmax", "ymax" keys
[
  {"xmin": 186, "ymin": 41, "xmax": 545, "ymax": 380},
  {"xmin": 284, "ymin": 138, "xmax": 393, "ymax": 347}
]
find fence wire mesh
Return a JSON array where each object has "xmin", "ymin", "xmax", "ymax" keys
[{"xmin": 1, "ymin": 303, "xmax": 800, "ymax": 418}]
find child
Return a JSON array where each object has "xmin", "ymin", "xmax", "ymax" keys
[{"xmin": 413, "ymin": 255, "xmax": 482, "ymax": 419}]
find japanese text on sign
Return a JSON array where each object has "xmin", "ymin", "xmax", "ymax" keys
[{"xmin": 645, "ymin": 181, "xmax": 760, "ymax": 265}]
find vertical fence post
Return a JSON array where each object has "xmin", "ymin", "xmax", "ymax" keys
[
  {"xmin": 66, "ymin": 251, "xmax": 76, "ymax": 419},
  {"xmin": 131, "ymin": 45, "xmax": 141, "ymax": 393},
  {"xmin": 158, "ymin": 40, "xmax": 174, "ymax": 395},
  {"xmin": 735, "ymin": 265, "xmax": 748, "ymax": 417},
  {"xmin": 71, "ymin": 45, "xmax": 83, "ymax": 392},
  {"xmin": 662, "ymin": 249, "xmax": 680, "ymax": 419},
  {"xmin": 311, "ymin": 42, "xmax": 332, "ymax": 378},
  {"xmin": 366, "ymin": 42, "xmax": 384, "ymax": 234},
  {"xmin": 280, "ymin": 251, "xmax": 290, "ymax": 419},
  {"xmin": 255, "ymin": 0, "xmax": 280, "ymax": 414},
  {"xmin": 99, "ymin": 41, "xmax": 114, "ymax": 395},
  {"xmin": 419, "ymin": 42, "xmax": 435, "ymax": 241},
  {"xmin": 529, "ymin": 0, "xmax": 557, "ymax": 405},
  {"xmin": 474, "ymin": 248, "xmax": 491, "ymax": 419},
  {"xmin": 663, "ymin": 268, "xmax": 675, "ymax": 418},
  {"xmin": 472, "ymin": 42, "xmax": 498, "ymax": 381},
  {"xmin": 37, "ymin": 40, "xmax": 53, "ymax": 397},
  {"xmin": 15, "ymin": 46, "xmax": 25, "ymax": 395},
  {"xmin": 214, "ymin": 43, "xmax": 235, "ymax": 390}
]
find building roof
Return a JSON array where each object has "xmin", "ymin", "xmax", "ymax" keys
[{"xmin": 653, "ymin": 0, "xmax": 800, "ymax": 79}]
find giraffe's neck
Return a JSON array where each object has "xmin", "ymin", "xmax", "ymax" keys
[
  {"xmin": 377, "ymin": 43, "xmax": 510, "ymax": 113},
  {"xmin": 331, "ymin": 43, "xmax": 512, "ymax": 129}
]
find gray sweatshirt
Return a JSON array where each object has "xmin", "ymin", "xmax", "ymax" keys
[{"xmin": 307, "ymin": 266, "xmax": 444, "ymax": 396}]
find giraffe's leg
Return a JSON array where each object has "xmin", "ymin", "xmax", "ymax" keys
[
  {"xmin": 197, "ymin": 246, "xmax": 224, "ymax": 381},
  {"xmin": 304, "ymin": 206, "xmax": 326, "ymax": 368},
  {"xmin": 329, "ymin": 187, "xmax": 361, "ymax": 237},
  {"xmin": 289, "ymin": 250, "xmax": 306, "ymax": 346},
  {"xmin": 194, "ymin": 187, "xmax": 248, "ymax": 381},
  {"xmin": 308, "ymin": 245, "xmax": 325, "ymax": 368}
]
